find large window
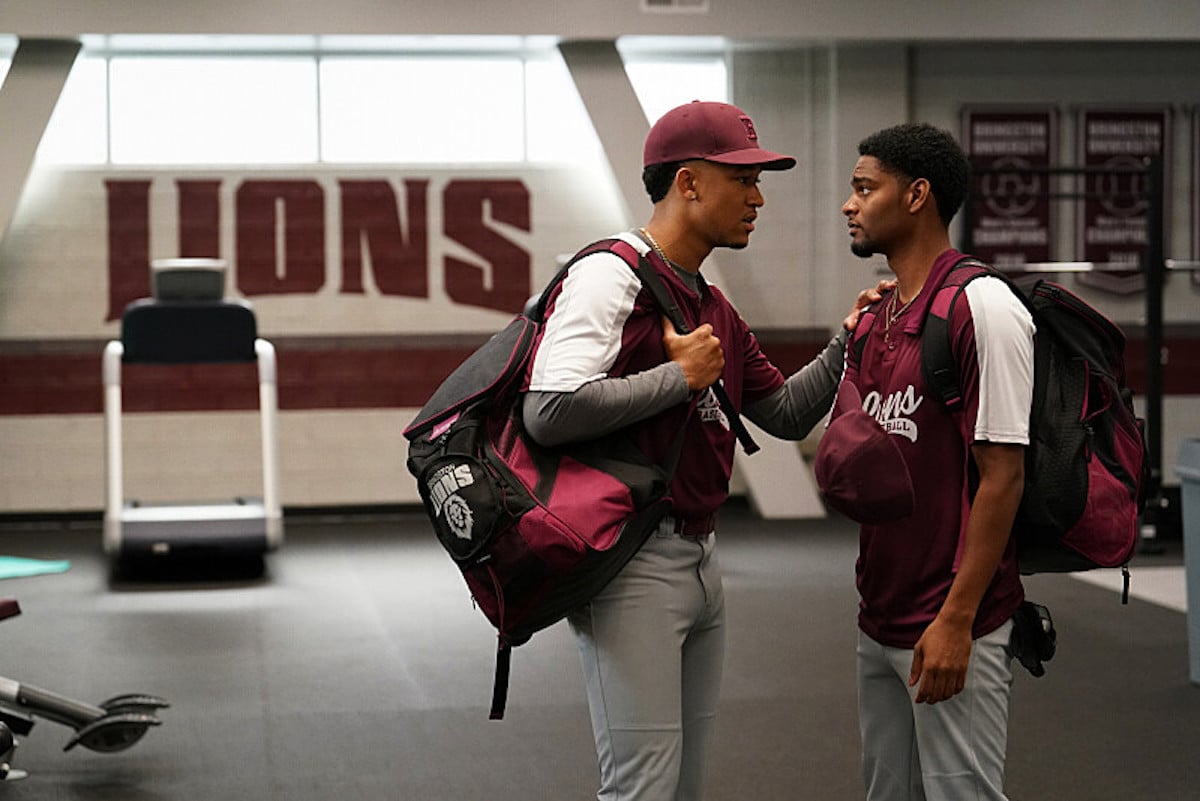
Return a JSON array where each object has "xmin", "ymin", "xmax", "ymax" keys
[
  {"xmin": 624, "ymin": 55, "xmax": 729, "ymax": 125},
  {"xmin": 524, "ymin": 52, "xmax": 609, "ymax": 164},
  {"xmin": 29, "ymin": 37, "xmax": 728, "ymax": 167},
  {"xmin": 108, "ymin": 56, "xmax": 318, "ymax": 165},
  {"xmin": 35, "ymin": 56, "xmax": 107, "ymax": 165},
  {"xmin": 319, "ymin": 57, "xmax": 525, "ymax": 163}
]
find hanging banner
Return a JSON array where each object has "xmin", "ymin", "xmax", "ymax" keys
[
  {"xmin": 961, "ymin": 106, "xmax": 1056, "ymax": 276},
  {"xmin": 1076, "ymin": 106, "xmax": 1171, "ymax": 294}
]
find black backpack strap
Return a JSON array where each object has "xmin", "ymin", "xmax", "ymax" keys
[
  {"xmin": 620, "ymin": 245, "xmax": 760, "ymax": 456},
  {"xmin": 920, "ymin": 257, "xmax": 1009, "ymax": 411},
  {"xmin": 848, "ymin": 298, "xmax": 884, "ymax": 369},
  {"xmin": 486, "ymin": 561, "xmax": 521, "ymax": 720},
  {"xmin": 490, "ymin": 640, "xmax": 513, "ymax": 720}
]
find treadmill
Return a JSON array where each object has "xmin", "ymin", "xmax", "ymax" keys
[{"xmin": 102, "ymin": 259, "xmax": 283, "ymax": 563}]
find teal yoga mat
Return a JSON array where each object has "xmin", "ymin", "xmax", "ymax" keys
[{"xmin": 0, "ymin": 556, "xmax": 71, "ymax": 580}]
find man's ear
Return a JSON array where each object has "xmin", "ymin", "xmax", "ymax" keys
[
  {"xmin": 906, "ymin": 177, "xmax": 933, "ymax": 215},
  {"xmin": 674, "ymin": 164, "xmax": 698, "ymax": 199}
]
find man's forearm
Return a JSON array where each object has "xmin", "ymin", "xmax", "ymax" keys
[
  {"xmin": 744, "ymin": 329, "xmax": 847, "ymax": 440},
  {"xmin": 938, "ymin": 443, "xmax": 1025, "ymax": 627},
  {"xmin": 522, "ymin": 362, "xmax": 689, "ymax": 447}
]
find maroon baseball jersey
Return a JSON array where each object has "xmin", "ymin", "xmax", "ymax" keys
[
  {"xmin": 840, "ymin": 249, "xmax": 1034, "ymax": 648},
  {"xmin": 526, "ymin": 232, "xmax": 786, "ymax": 523}
]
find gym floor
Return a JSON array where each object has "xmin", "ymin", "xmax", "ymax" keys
[{"xmin": 0, "ymin": 503, "xmax": 1195, "ymax": 800}]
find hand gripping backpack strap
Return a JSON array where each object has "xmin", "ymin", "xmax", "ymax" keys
[
  {"xmin": 531, "ymin": 237, "xmax": 729, "ymax": 463},
  {"xmin": 628, "ymin": 251, "xmax": 761, "ymax": 455}
]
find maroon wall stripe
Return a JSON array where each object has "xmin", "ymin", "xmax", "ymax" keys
[{"xmin": 1, "ymin": 334, "xmax": 1198, "ymax": 416}]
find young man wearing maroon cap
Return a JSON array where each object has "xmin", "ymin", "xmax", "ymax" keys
[
  {"xmin": 835, "ymin": 123, "xmax": 1035, "ymax": 801},
  {"xmin": 522, "ymin": 100, "xmax": 880, "ymax": 800}
]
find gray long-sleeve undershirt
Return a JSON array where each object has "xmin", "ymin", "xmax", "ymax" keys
[{"xmin": 522, "ymin": 328, "xmax": 847, "ymax": 448}]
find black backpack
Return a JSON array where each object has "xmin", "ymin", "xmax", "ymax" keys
[
  {"xmin": 404, "ymin": 237, "xmax": 757, "ymax": 718},
  {"xmin": 851, "ymin": 257, "xmax": 1148, "ymax": 590}
]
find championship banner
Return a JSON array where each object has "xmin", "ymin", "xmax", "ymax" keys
[
  {"xmin": 1076, "ymin": 106, "xmax": 1171, "ymax": 294},
  {"xmin": 961, "ymin": 106, "xmax": 1056, "ymax": 275}
]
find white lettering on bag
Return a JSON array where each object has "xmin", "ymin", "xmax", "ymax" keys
[{"xmin": 428, "ymin": 463, "xmax": 476, "ymax": 517}]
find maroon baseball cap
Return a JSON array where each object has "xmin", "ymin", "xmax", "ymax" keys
[
  {"xmin": 814, "ymin": 382, "xmax": 915, "ymax": 525},
  {"xmin": 643, "ymin": 100, "xmax": 796, "ymax": 171}
]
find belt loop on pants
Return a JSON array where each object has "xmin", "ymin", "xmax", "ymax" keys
[{"xmin": 660, "ymin": 513, "xmax": 715, "ymax": 539}]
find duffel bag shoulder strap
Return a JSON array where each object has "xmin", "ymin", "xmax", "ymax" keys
[
  {"xmin": 528, "ymin": 238, "xmax": 629, "ymax": 323},
  {"xmin": 615, "ymin": 243, "xmax": 760, "ymax": 455}
]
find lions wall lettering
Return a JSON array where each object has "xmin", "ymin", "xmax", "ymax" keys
[{"xmin": 105, "ymin": 177, "xmax": 532, "ymax": 321}]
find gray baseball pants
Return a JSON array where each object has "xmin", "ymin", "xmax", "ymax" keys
[
  {"xmin": 568, "ymin": 517, "xmax": 725, "ymax": 801},
  {"xmin": 857, "ymin": 620, "xmax": 1015, "ymax": 801}
]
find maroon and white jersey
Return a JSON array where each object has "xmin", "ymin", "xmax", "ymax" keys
[
  {"xmin": 841, "ymin": 249, "xmax": 1035, "ymax": 648},
  {"xmin": 526, "ymin": 232, "xmax": 786, "ymax": 522}
]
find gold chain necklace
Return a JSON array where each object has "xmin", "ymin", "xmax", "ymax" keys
[
  {"xmin": 639, "ymin": 227, "xmax": 671, "ymax": 265},
  {"xmin": 883, "ymin": 290, "xmax": 917, "ymax": 343}
]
